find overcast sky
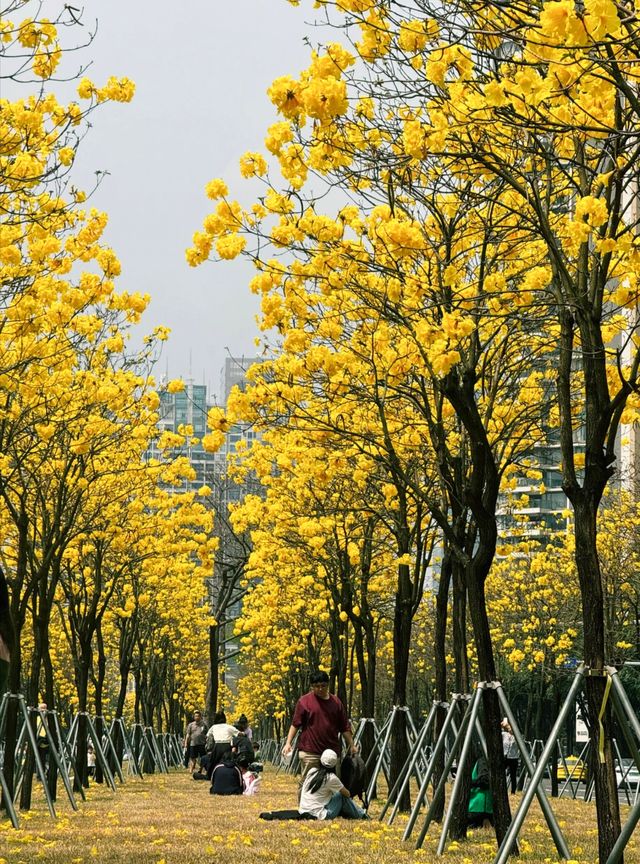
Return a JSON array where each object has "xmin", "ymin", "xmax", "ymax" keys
[{"xmin": 68, "ymin": 1, "xmax": 313, "ymax": 400}]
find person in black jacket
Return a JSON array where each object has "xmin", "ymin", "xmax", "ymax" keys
[{"xmin": 210, "ymin": 755, "xmax": 243, "ymax": 795}]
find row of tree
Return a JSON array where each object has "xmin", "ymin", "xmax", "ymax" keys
[
  {"xmin": 189, "ymin": 1, "xmax": 640, "ymax": 858},
  {"xmin": 0, "ymin": 4, "xmax": 216, "ymax": 804}
]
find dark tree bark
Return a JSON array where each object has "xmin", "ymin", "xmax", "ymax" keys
[
  {"xmin": 431, "ymin": 545, "xmax": 452, "ymax": 824},
  {"xmin": 206, "ymin": 622, "xmax": 221, "ymax": 721}
]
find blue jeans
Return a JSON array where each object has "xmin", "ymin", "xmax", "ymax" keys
[{"xmin": 325, "ymin": 792, "xmax": 367, "ymax": 820}]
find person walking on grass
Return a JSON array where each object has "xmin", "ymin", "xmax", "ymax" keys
[
  {"xmin": 184, "ymin": 710, "xmax": 207, "ymax": 775},
  {"xmin": 282, "ymin": 670, "xmax": 357, "ymax": 795}
]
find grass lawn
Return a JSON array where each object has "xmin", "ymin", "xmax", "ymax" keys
[{"xmin": 0, "ymin": 768, "xmax": 635, "ymax": 864}]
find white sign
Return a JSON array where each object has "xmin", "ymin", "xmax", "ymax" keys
[{"xmin": 575, "ymin": 705, "xmax": 589, "ymax": 743}]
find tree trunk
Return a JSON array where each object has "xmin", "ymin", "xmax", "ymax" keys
[
  {"xmin": 206, "ymin": 623, "xmax": 220, "ymax": 722},
  {"xmin": 74, "ymin": 656, "xmax": 90, "ymax": 790},
  {"xmin": 573, "ymin": 497, "xmax": 621, "ymax": 861},
  {"xmin": 43, "ymin": 637, "xmax": 58, "ymax": 802},
  {"xmin": 20, "ymin": 599, "xmax": 46, "ymax": 811},
  {"xmin": 467, "ymin": 565, "xmax": 512, "ymax": 849},
  {"xmin": 431, "ymin": 546, "xmax": 451, "ymax": 824},
  {"xmin": 390, "ymin": 560, "xmax": 412, "ymax": 811},
  {"xmin": 95, "ymin": 626, "xmax": 108, "ymax": 781},
  {"xmin": 2, "ymin": 514, "xmax": 28, "ymax": 809},
  {"xmin": 449, "ymin": 558, "xmax": 473, "ymax": 840}
]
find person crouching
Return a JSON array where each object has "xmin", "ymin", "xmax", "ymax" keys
[
  {"xmin": 210, "ymin": 753, "xmax": 243, "ymax": 796},
  {"xmin": 298, "ymin": 749, "xmax": 368, "ymax": 820}
]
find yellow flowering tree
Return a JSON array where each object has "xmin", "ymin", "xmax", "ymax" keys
[{"xmin": 187, "ymin": 0, "xmax": 640, "ymax": 850}]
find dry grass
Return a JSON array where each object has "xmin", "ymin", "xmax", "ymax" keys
[{"xmin": 0, "ymin": 768, "xmax": 636, "ymax": 864}]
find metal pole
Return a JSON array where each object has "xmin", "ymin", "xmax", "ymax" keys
[
  {"xmin": 55, "ymin": 713, "xmax": 86, "ymax": 801},
  {"xmin": 0, "ymin": 691, "xmax": 8, "ymax": 734},
  {"xmin": 523, "ymin": 739, "xmax": 543, "ymax": 791},
  {"xmin": 11, "ymin": 721, "xmax": 27, "ymax": 791},
  {"xmin": 84, "ymin": 714, "xmax": 116, "ymax": 790},
  {"xmin": 0, "ymin": 693, "xmax": 20, "ymax": 828},
  {"xmin": 605, "ymin": 788, "xmax": 640, "ymax": 864},
  {"xmin": 492, "ymin": 664, "xmax": 585, "ymax": 864},
  {"xmin": 436, "ymin": 684, "xmax": 484, "ymax": 855},
  {"xmin": 414, "ymin": 696, "xmax": 475, "ymax": 848},
  {"xmin": 150, "ymin": 730, "xmax": 168, "ymax": 773},
  {"xmin": 366, "ymin": 707, "xmax": 397, "ymax": 804},
  {"xmin": 145, "ymin": 727, "xmax": 165, "ymax": 773},
  {"xmin": 353, "ymin": 717, "xmax": 369, "ymax": 749},
  {"xmin": 607, "ymin": 667, "xmax": 640, "ymax": 742},
  {"xmin": 604, "ymin": 674, "xmax": 640, "ymax": 864},
  {"xmin": 0, "ymin": 765, "xmax": 19, "ymax": 828},
  {"xmin": 35, "ymin": 708, "xmax": 78, "ymax": 811},
  {"xmin": 403, "ymin": 695, "xmax": 464, "ymax": 841},
  {"xmin": 362, "ymin": 715, "xmax": 391, "ymax": 785},
  {"xmin": 96, "ymin": 716, "xmax": 125, "ymax": 783},
  {"xmin": 116, "ymin": 718, "xmax": 143, "ymax": 779},
  {"xmin": 405, "ymin": 707, "xmax": 429, "ymax": 775},
  {"xmin": 368, "ymin": 717, "xmax": 392, "ymax": 781},
  {"xmin": 16, "ymin": 697, "xmax": 56, "ymax": 818},
  {"xmin": 613, "ymin": 737, "xmax": 631, "ymax": 804},
  {"xmin": 497, "ymin": 683, "xmax": 570, "ymax": 859},
  {"xmin": 558, "ymin": 739, "xmax": 589, "ymax": 799},
  {"xmin": 130, "ymin": 724, "xmax": 143, "ymax": 773},
  {"xmin": 380, "ymin": 702, "xmax": 435, "ymax": 822},
  {"xmin": 392, "ymin": 703, "xmax": 438, "ymax": 821},
  {"xmin": 610, "ymin": 695, "xmax": 640, "ymax": 788}
]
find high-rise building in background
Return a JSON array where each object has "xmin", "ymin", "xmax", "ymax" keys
[
  {"xmin": 148, "ymin": 379, "xmax": 221, "ymax": 488},
  {"xmin": 148, "ymin": 357, "xmax": 264, "ymax": 705},
  {"xmin": 498, "ymin": 411, "xmax": 636, "ymax": 542},
  {"xmin": 220, "ymin": 355, "xmax": 262, "ymax": 404},
  {"xmin": 215, "ymin": 357, "xmax": 264, "ymax": 695},
  {"xmin": 219, "ymin": 356, "xmax": 263, "ymax": 502},
  {"xmin": 146, "ymin": 356, "xmax": 264, "ymax": 492}
]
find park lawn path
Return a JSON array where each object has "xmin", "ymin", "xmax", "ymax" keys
[{"xmin": 0, "ymin": 768, "xmax": 633, "ymax": 864}]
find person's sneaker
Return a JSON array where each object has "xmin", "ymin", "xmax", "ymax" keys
[{"xmin": 192, "ymin": 771, "xmax": 206, "ymax": 780}]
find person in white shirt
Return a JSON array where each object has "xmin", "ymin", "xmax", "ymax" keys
[
  {"xmin": 501, "ymin": 719, "xmax": 519, "ymax": 794},
  {"xmin": 298, "ymin": 749, "xmax": 368, "ymax": 820},
  {"xmin": 206, "ymin": 711, "xmax": 239, "ymax": 748},
  {"xmin": 203, "ymin": 711, "xmax": 241, "ymax": 779}
]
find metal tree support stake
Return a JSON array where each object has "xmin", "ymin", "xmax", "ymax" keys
[
  {"xmin": 414, "ymin": 694, "xmax": 478, "ymax": 848},
  {"xmin": 380, "ymin": 700, "xmax": 436, "ymax": 823},
  {"xmin": 15, "ymin": 696, "xmax": 56, "ymax": 818},
  {"xmin": 0, "ymin": 693, "xmax": 19, "ymax": 828},
  {"xmin": 604, "ymin": 667, "xmax": 640, "ymax": 864},
  {"xmin": 83, "ymin": 713, "xmax": 116, "ymax": 791},
  {"xmin": 492, "ymin": 663, "xmax": 585, "ymax": 864},
  {"xmin": 365, "ymin": 708, "xmax": 397, "ymax": 803},
  {"xmin": 110, "ymin": 718, "xmax": 143, "ymax": 779},
  {"xmin": 94, "ymin": 715, "xmax": 125, "ymax": 783},
  {"xmin": 403, "ymin": 694, "xmax": 465, "ymax": 842},
  {"xmin": 30, "ymin": 706, "xmax": 78, "ymax": 812},
  {"xmin": 496, "ymin": 682, "xmax": 570, "ymax": 859},
  {"xmin": 435, "ymin": 683, "xmax": 485, "ymax": 856}
]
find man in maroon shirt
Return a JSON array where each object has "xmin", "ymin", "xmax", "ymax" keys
[{"xmin": 282, "ymin": 670, "xmax": 357, "ymax": 795}]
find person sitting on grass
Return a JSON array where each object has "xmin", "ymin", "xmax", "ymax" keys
[
  {"xmin": 237, "ymin": 754, "xmax": 261, "ymax": 795},
  {"xmin": 467, "ymin": 755, "xmax": 493, "ymax": 829},
  {"xmin": 298, "ymin": 749, "xmax": 368, "ymax": 820},
  {"xmin": 210, "ymin": 753, "xmax": 243, "ymax": 795}
]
